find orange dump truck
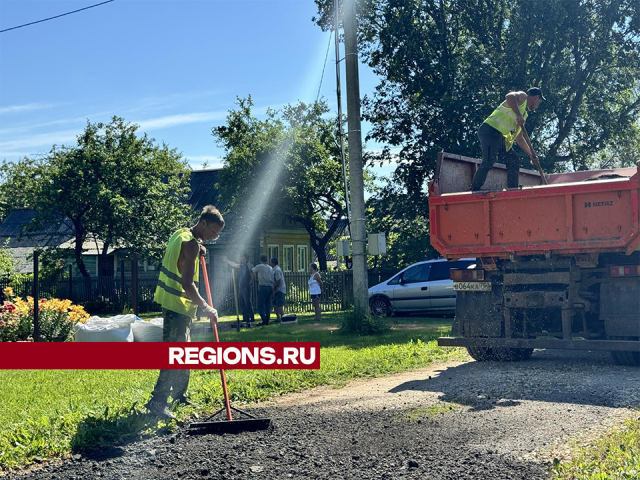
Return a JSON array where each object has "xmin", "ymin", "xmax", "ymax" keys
[{"xmin": 430, "ymin": 152, "xmax": 640, "ymax": 365}]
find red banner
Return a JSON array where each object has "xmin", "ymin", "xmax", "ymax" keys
[{"xmin": 0, "ymin": 342, "xmax": 321, "ymax": 369}]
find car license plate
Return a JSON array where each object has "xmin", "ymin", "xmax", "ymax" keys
[{"xmin": 453, "ymin": 282, "xmax": 492, "ymax": 292}]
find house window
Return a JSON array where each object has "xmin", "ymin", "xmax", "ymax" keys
[
  {"xmin": 268, "ymin": 245, "xmax": 279, "ymax": 263},
  {"xmin": 283, "ymin": 245, "xmax": 294, "ymax": 272},
  {"xmin": 297, "ymin": 245, "xmax": 308, "ymax": 272}
]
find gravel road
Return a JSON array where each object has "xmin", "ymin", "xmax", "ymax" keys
[{"xmin": 10, "ymin": 349, "xmax": 640, "ymax": 480}]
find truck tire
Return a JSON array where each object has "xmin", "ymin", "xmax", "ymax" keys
[
  {"xmin": 466, "ymin": 346, "xmax": 497, "ymax": 362},
  {"xmin": 609, "ymin": 337, "xmax": 640, "ymax": 366},
  {"xmin": 493, "ymin": 347, "xmax": 534, "ymax": 362},
  {"xmin": 611, "ymin": 350, "xmax": 640, "ymax": 366},
  {"xmin": 467, "ymin": 346, "xmax": 533, "ymax": 362}
]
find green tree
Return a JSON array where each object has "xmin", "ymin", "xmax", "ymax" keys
[
  {"xmin": 0, "ymin": 117, "xmax": 193, "ymax": 279},
  {"xmin": 0, "ymin": 241, "xmax": 16, "ymax": 276},
  {"xmin": 366, "ymin": 186, "xmax": 436, "ymax": 271},
  {"xmin": 315, "ymin": 0, "xmax": 640, "ymax": 265},
  {"xmin": 213, "ymin": 98, "xmax": 356, "ymax": 270},
  {"xmin": 315, "ymin": 0, "xmax": 640, "ymax": 174}
]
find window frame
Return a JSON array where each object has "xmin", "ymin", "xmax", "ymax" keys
[
  {"xmin": 428, "ymin": 261, "xmax": 452, "ymax": 281},
  {"xmin": 267, "ymin": 244, "xmax": 279, "ymax": 264},
  {"xmin": 296, "ymin": 245, "xmax": 308, "ymax": 272},
  {"xmin": 282, "ymin": 245, "xmax": 294, "ymax": 272}
]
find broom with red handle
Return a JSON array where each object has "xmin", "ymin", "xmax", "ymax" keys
[{"xmin": 188, "ymin": 256, "xmax": 271, "ymax": 434}]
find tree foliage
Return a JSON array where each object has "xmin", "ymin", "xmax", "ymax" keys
[
  {"xmin": 213, "ymin": 98, "xmax": 356, "ymax": 270},
  {"xmin": 316, "ymin": 0, "xmax": 640, "ymax": 173},
  {"xmin": 315, "ymin": 0, "xmax": 640, "ymax": 264},
  {"xmin": 0, "ymin": 241, "xmax": 16, "ymax": 276},
  {"xmin": 0, "ymin": 117, "xmax": 193, "ymax": 278}
]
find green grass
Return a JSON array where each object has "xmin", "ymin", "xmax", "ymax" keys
[
  {"xmin": 551, "ymin": 417, "xmax": 640, "ymax": 479},
  {"xmin": 396, "ymin": 395, "xmax": 478, "ymax": 422},
  {"xmin": 0, "ymin": 311, "xmax": 465, "ymax": 470}
]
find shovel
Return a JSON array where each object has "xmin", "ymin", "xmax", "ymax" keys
[
  {"xmin": 188, "ymin": 256, "xmax": 271, "ymax": 435},
  {"xmin": 522, "ymin": 128, "xmax": 548, "ymax": 185}
]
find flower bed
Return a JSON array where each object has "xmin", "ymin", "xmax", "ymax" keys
[{"xmin": 1, "ymin": 287, "xmax": 90, "ymax": 342}]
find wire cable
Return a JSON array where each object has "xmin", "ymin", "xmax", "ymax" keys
[
  {"xmin": 0, "ymin": 0, "xmax": 115, "ymax": 33},
  {"xmin": 315, "ymin": 31, "xmax": 333, "ymax": 104}
]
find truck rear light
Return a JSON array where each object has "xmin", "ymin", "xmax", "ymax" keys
[
  {"xmin": 610, "ymin": 265, "xmax": 640, "ymax": 277},
  {"xmin": 450, "ymin": 269, "xmax": 485, "ymax": 281}
]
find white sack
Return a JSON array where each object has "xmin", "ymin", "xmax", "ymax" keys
[
  {"xmin": 74, "ymin": 314, "xmax": 137, "ymax": 342},
  {"xmin": 132, "ymin": 318, "xmax": 164, "ymax": 342}
]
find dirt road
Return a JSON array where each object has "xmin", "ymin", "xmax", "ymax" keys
[{"xmin": 12, "ymin": 349, "xmax": 640, "ymax": 479}]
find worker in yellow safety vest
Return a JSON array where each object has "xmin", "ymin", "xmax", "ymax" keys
[
  {"xmin": 145, "ymin": 205, "xmax": 225, "ymax": 420},
  {"xmin": 470, "ymin": 88, "xmax": 545, "ymax": 191}
]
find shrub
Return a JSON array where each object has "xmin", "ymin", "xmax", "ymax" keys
[
  {"xmin": 1, "ymin": 287, "xmax": 90, "ymax": 342},
  {"xmin": 0, "ymin": 302, "xmax": 31, "ymax": 342},
  {"xmin": 340, "ymin": 310, "xmax": 391, "ymax": 335}
]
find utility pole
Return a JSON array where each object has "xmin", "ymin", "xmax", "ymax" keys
[
  {"xmin": 334, "ymin": 0, "xmax": 350, "ymax": 227},
  {"xmin": 343, "ymin": 0, "xmax": 369, "ymax": 318}
]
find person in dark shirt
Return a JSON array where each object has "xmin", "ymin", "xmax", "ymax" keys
[{"xmin": 222, "ymin": 254, "xmax": 255, "ymax": 327}]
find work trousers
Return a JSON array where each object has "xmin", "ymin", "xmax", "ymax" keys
[
  {"xmin": 257, "ymin": 286, "xmax": 272, "ymax": 325},
  {"xmin": 470, "ymin": 123, "xmax": 520, "ymax": 191},
  {"xmin": 150, "ymin": 308, "xmax": 192, "ymax": 403},
  {"xmin": 238, "ymin": 285, "xmax": 254, "ymax": 323}
]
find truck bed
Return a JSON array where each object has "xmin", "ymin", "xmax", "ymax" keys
[{"xmin": 428, "ymin": 152, "xmax": 640, "ymax": 259}]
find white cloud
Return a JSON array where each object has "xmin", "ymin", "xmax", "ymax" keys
[
  {"xmin": 125, "ymin": 89, "xmax": 225, "ymax": 115},
  {"xmin": 0, "ymin": 129, "xmax": 78, "ymax": 151},
  {"xmin": 0, "ymin": 116, "xmax": 89, "ymax": 137},
  {"xmin": 135, "ymin": 111, "xmax": 228, "ymax": 130},
  {"xmin": 0, "ymin": 103, "xmax": 58, "ymax": 115}
]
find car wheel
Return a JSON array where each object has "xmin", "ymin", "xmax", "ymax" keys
[{"xmin": 370, "ymin": 297, "xmax": 392, "ymax": 317}]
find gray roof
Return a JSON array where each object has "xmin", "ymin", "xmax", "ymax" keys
[
  {"xmin": 188, "ymin": 168, "xmax": 229, "ymax": 214},
  {"xmin": 0, "ymin": 209, "xmax": 73, "ymax": 248}
]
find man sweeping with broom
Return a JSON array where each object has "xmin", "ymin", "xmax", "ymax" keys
[{"xmin": 145, "ymin": 205, "xmax": 225, "ymax": 420}]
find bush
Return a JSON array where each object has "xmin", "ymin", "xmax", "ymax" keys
[
  {"xmin": 340, "ymin": 310, "xmax": 391, "ymax": 335},
  {"xmin": 0, "ymin": 303, "xmax": 31, "ymax": 342},
  {"xmin": 1, "ymin": 287, "xmax": 90, "ymax": 342},
  {"xmin": 80, "ymin": 298, "xmax": 119, "ymax": 315}
]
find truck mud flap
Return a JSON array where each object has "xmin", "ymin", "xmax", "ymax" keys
[{"xmin": 438, "ymin": 337, "xmax": 640, "ymax": 352}]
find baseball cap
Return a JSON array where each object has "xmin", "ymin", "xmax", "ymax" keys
[{"xmin": 527, "ymin": 87, "xmax": 546, "ymax": 101}]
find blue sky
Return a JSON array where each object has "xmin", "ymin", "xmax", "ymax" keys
[{"xmin": 0, "ymin": 0, "xmax": 394, "ymax": 178}]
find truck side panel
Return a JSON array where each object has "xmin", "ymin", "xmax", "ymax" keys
[{"xmin": 429, "ymin": 170, "xmax": 640, "ymax": 258}]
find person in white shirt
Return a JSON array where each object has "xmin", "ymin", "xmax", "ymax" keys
[
  {"xmin": 252, "ymin": 254, "xmax": 274, "ymax": 326},
  {"xmin": 308, "ymin": 263, "xmax": 323, "ymax": 322},
  {"xmin": 270, "ymin": 257, "xmax": 286, "ymax": 323}
]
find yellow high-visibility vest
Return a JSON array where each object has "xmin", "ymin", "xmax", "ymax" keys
[
  {"xmin": 484, "ymin": 99, "xmax": 528, "ymax": 151},
  {"xmin": 153, "ymin": 228, "xmax": 200, "ymax": 317}
]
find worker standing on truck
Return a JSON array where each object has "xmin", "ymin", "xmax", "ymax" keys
[{"xmin": 470, "ymin": 88, "xmax": 545, "ymax": 191}]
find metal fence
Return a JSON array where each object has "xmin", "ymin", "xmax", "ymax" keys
[
  {"xmin": 0, "ymin": 274, "xmax": 161, "ymax": 314},
  {"xmin": 0, "ymin": 268, "xmax": 397, "ymax": 316},
  {"xmin": 210, "ymin": 271, "xmax": 356, "ymax": 315}
]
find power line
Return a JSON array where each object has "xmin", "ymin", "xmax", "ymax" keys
[
  {"xmin": 0, "ymin": 0, "xmax": 115, "ymax": 34},
  {"xmin": 315, "ymin": 31, "xmax": 333, "ymax": 104}
]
